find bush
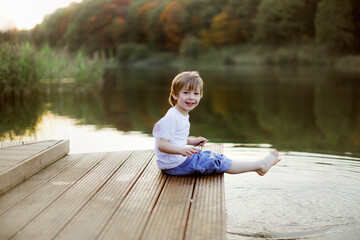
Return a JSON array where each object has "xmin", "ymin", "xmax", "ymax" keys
[
  {"xmin": 0, "ymin": 42, "xmax": 38, "ymax": 97},
  {"xmin": 116, "ymin": 43, "xmax": 150, "ymax": 64},
  {"xmin": 223, "ymin": 54, "xmax": 236, "ymax": 66},
  {"xmin": 0, "ymin": 42, "xmax": 105, "ymax": 96},
  {"xmin": 263, "ymin": 46, "xmax": 327, "ymax": 65},
  {"xmin": 75, "ymin": 51, "xmax": 104, "ymax": 91},
  {"xmin": 129, "ymin": 44, "xmax": 150, "ymax": 63},
  {"xmin": 179, "ymin": 35, "xmax": 201, "ymax": 58}
]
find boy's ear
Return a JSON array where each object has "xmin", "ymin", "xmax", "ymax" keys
[{"xmin": 173, "ymin": 94, "xmax": 178, "ymax": 100}]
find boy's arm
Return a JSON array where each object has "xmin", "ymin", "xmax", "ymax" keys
[
  {"xmin": 187, "ymin": 137, "xmax": 207, "ymax": 146},
  {"xmin": 158, "ymin": 138, "xmax": 199, "ymax": 158}
]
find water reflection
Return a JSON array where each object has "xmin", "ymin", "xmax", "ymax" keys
[
  {"xmin": 0, "ymin": 66, "xmax": 359, "ymax": 157},
  {"xmin": 0, "ymin": 95, "xmax": 44, "ymax": 139}
]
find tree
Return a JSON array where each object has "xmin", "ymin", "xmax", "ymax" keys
[
  {"xmin": 127, "ymin": 1, "xmax": 158, "ymax": 43},
  {"xmin": 254, "ymin": 0, "xmax": 314, "ymax": 44},
  {"xmin": 227, "ymin": 0, "xmax": 261, "ymax": 18},
  {"xmin": 352, "ymin": 0, "xmax": 360, "ymax": 51},
  {"xmin": 84, "ymin": 0, "xmax": 130, "ymax": 53},
  {"xmin": 31, "ymin": 3, "xmax": 79, "ymax": 48},
  {"xmin": 63, "ymin": 0, "xmax": 106, "ymax": 52},
  {"xmin": 200, "ymin": 11, "xmax": 242, "ymax": 48},
  {"xmin": 158, "ymin": 1, "xmax": 188, "ymax": 50},
  {"xmin": 226, "ymin": 0, "xmax": 261, "ymax": 41},
  {"xmin": 315, "ymin": 0, "xmax": 356, "ymax": 52}
]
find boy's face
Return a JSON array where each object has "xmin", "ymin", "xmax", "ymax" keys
[{"xmin": 174, "ymin": 86, "xmax": 201, "ymax": 115}]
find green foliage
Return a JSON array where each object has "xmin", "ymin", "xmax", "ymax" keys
[
  {"xmin": 75, "ymin": 51, "xmax": 105, "ymax": 90},
  {"xmin": 179, "ymin": 35, "xmax": 201, "ymax": 58},
  {"xmin": 3, "ymin": 0, "xmax": 359, "ymax": 57},
  {"xmin": 0, "ymin": 42, "xmax": 38, "ymax": 97},
  {"xmin": 228, "ymin": 0, "xmax": 261, "ymax": 18},
  {"xmin": 315, "ymin": 0, "xmax": 356, "ymax": 53},
  {"xmin": 36, "ymin": 44, "xmax": 104, "ymax": 91},
  {"xmin": 116, "ymin": 43, "xmax": 150, "ymax": 64},
  {"xmin": 223, "ymin": 54, "xmax": 236, "ymax": 66},
  {"xmin": 63, "ymin": 0, "xmax": 106, "ymax": 52},
  {"xmin": 254, "ymin": 0, "xmax": 316, "ymax": 44},
  {"xmin": 36, "ymin": 44, "xmax": 68, "ymax": 80},
  {"xmin": 0, "ymin": 42, "xmax": 105, "ymax": 97}
]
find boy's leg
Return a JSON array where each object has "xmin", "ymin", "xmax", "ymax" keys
[{"xmin": 226, "ymin": 150, "xmax": 281, "ymax": 176}]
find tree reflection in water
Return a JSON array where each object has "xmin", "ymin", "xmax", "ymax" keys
[{"xmin": 1, "ymin": 67, "xmax": 359, "ymax": 156}]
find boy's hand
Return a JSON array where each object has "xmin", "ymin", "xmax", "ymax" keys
[
  {"xmin": 182, "ymin": 147, "xmax": 199, "ymax": 158},
  {"xmin": 194, "ymin": 137, "xmax": 207, "ymax": 146}
]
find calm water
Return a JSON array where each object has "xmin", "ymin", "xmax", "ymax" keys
[{"xmin": 1, "ymin": 66, "xmax": 360, "ymax": 239}]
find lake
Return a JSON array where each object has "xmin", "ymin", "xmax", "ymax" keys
[{"xmin": 1, "ymin": 66, "xmax": 360, "ymax": 239}]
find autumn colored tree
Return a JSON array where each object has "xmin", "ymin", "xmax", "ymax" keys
[
  {"xmin": 226, "ymin": 0, "xmax": 261, "ymax": 41},
  {"xmin": 20, "ymin": 0, "xmax": 360, "ymax": 55},
  {"xmin": 84, "ymin": 0, "xmax": 130, "ymax": 53},
  {"xmin": 158, "ymin": 1, "xmax": 188, "ymax": 50},
  {"xmin": 200, "ymin": 11, "xmax": 242, "ymax": 48}
]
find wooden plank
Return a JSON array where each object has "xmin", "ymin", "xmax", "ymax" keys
[
  {"xmin": 0, "ymin": 140, "xmax": 70, "ymax": 194},
  {"xmin": 0, "ymin": 140, "xmax": 63, "ymax": 173},
  {"xmin": 55, "ymin": 150, "xmax": 154, "ymax": 240},
  {"xmin": 0, "ymin": 149, "xmax": 41, "ymax": 155},
  {"xmin": 0, "ymin": 141, "xmax": 24, "ymax": 148},
  {"xmin": 0, "ymin": 152, "xmax": 109, "ymax": 240},
  {"xmin": 98, "ymin": 156, "xmax": 167, "ymax": 240},
  {"xmin": 185, "ymin": 175, "xmax": 226, "ymax": 240},
  {"xmin": 10, "ymin": 151, "xmax": 133, "ymax": 240},
  {"xmin": 141, "ymin": 144, "xmax": 226, "ymax": 240},
  {"xmin": 0, "ymin": 154, "xmax": 34, "ymax": 161},
  {"xmin": 0, "ymin": 144, "xmax": 227, "ymax": 240},
  {"xmin": 184, "ymin": 143, "xmax": 226, "ymax": 240},
  {"xmin": 0, "ymin": 140, "xmax": 54, "ymax": 149},
  {"xmin": 0, "ymin": 153, "xmax": 85, "ymax": 216},
  {"xmin": 141, "ymin": 175, "xmax": 196, "ymax": 240}
]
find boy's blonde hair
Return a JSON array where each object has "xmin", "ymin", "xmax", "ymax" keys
[{"xmin": 169, "ymin": 71, "xmax": 203, "ymax": 106}]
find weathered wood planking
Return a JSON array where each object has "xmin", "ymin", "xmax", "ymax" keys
[
  {"xmin": 0, "ymin": 140, "xmax": 69, "ymax": 194},
  {"xmin": 0, "ymin": 143, "xmax": 226, "ymax": 240}
]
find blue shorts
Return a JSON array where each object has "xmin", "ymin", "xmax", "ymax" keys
[{"xmin": 162, "ymin": 150, "xmax": 232, "ymax": 176}]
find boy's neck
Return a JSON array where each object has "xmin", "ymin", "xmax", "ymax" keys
[{"xmin": 174, "ymin": 105, "xmax": 189, "ymax": 116}]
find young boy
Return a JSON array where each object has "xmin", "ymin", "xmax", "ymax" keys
[{"xmin": 153, "ymin": 71, "xmax": 280, "ymax": 176}]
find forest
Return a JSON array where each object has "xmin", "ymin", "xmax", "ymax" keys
[
  {"xmin": 2, "ymin": 0, "xmax": 360, "ymax": 56},
  {"xmin": 1, "ymin": 0, "xmax": 360, "ymax": 98}
]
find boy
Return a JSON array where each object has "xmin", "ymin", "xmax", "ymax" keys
[{"xmin": 153, "ymin": 71, "xmax": 280, "ymax": 176}]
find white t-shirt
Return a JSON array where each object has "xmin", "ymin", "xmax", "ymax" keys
[{"xmin": 152, "ymin": 107, "xmax": 190, "ymax": 170}]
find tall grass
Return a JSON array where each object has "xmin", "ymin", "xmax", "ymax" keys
[
  {"xmin": 0, "ymin": 42, "xmax": 38, "ymax": 98},
  {"xmin": 0, "ymin": 42, "xmax": 105, "ymax": 99},
  {"xmin": 36, "ymin": 44, "xmax": 105, "ymax": 92},
  {"xmin": 74, "ymin": 51, "xmax": 105, "ymax": 91}
]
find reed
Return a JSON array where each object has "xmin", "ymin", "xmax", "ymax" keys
[
  {"xmin": 36, "ymin": 45, "xmax": 105, "ymax": 92},
  {"xmin": 0, "ymin": 42, "xmax": 105, "ymax": 99},
  {"xmin": 0, "ymin": 42, "xmax": 38, "ymax": 98}
]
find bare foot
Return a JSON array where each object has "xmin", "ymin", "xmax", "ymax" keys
[{"xmin": 256, "ymin": 150, "xmax": 281, "ymax": 176}]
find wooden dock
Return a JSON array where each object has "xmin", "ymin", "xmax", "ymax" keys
[{"xmin": 0, "ymin": 141, "xmax": 226, "ymax": 240}]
